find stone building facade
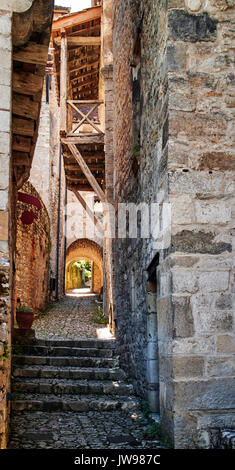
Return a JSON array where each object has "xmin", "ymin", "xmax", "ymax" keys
[{"xmin": 112, "ymin": 0, "xmax": 235, "ymax": 448}]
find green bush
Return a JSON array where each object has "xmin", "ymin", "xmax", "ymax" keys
[{"xmin": 92, "ymin": 306, "xmax": 109, "ymax": 325}]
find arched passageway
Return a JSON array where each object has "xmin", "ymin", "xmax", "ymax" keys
[{"xmin": 65, "ymin": 239, "xmax": 103, "ymax": 295}]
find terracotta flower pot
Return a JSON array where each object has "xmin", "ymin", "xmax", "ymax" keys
[{"xmin": 16, "ymin": 310, "xmax": 34, "ymax": 329}]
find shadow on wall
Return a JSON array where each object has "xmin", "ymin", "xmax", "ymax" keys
[{"xmin": 65, "ymin": 238, "xmax": 103, "ymax": 295}]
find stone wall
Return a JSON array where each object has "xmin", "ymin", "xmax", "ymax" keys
[
  {"xmin": 112, "ymin": 0, "xmax": 235, "ymax": 448},
  {"xmin": 30, "ymin": 77, "xmax": 66, "ymax": 300},
  {"xmin": 15, "ymin": 182, "xmax": 50, "ymax": 312}
]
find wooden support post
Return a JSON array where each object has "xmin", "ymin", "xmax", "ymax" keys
[
  {"xmin": 68, "ymin": 143, "xmax": 106, "ymax": 202},
  {"xmin": 72, "ymin": 189, "xmax": 104, "ymax": 234},
  {"xmin": 60, "ymin": 29, "xmax": 67, "ymax": 133}
]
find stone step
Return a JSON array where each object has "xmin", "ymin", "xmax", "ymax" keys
[
  {"xmin": 12, "ymin": 365, "xmax": 127, "ymax": 381},
  {"xmin": 12, "ymin": 355, "xmax": 118, "ymax": 368},
  {"xmin": 35, "ymin": 338, "xmax": 116, "ymax": 349},
  {"xmin": 13, "ymin": 345, "xmax": 115, "ymax": 358},
  {"xmin": 11, "ymin": 393, "xmax": 138, "ymax": 413},
  {"xmin": 12, "ymin": 378, "xmax": 133, "ymax": 396}
]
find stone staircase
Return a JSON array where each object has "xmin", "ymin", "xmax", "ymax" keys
[{"xmin": 11, "ymin": 338, "xmax": 138, "ymax": 413}]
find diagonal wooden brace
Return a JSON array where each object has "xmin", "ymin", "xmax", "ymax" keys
[{"xmin": 68, "ymin": 143, "xmax": 106, "ymax": 202}]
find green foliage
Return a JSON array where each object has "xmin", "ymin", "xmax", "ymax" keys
[
  {"xmin": 139, "ymin": 399, "xmax": 150, "ymax": 418},
  {"xmin": 131, "ymin": 144, "xmax": 140, "ymax": 161},
  {"xmin": 92, "ymin": 306, "xmax": 109, "ymax": 325},
  {"xmin": 16, "ymin": 304, "xmax": 33, "ymax": 312},
  {"xmin": 144, "ymin": 422, "xmax": 172, "ymax": 448},
  {"xmin": 1, "ymin": 342, "xmax": 10, "ymax": 369}
]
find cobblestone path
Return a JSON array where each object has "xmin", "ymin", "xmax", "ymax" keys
[
  {"xmin": 8, "ymin": 294, "xmax": 164, "ymax": 450},
  {"xmin": 33, "ymin": 293, "xmax": 111, "ymax": 340}
]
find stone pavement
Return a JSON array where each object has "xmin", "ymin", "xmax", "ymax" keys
[
  {"xmin": 8, "ymin": 294, "xmax": 165, "ymax": 450},
  {"xmin": 33, "ymin": 292, "xmax": 111, "ymax": 340}
]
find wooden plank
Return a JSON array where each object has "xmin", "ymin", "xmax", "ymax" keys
[
  {"xmin": 12, "ymin": 151, "xmax": 30, "ymax": 166},
  {"xmin": 13, "ymin": 135, "xmax": 31, "ymax": 153},
  {"xmin": 71, "ymin": 70, "xmax": 99, "ymax": 83},
  {"xmin": 62, "ymin": 135, "xmax": 104, "ymax": 145},
  {"xmin": 54, "ymin": 36, "xmax": 101, "ymax": 46},
  {"xmin": 72, "ymin": 188, "xmax": 103, "ymax": 234},
  {"xmin": 13, "ymin": 94, "xmax": 39, "ymax": 120},
  {"xmin": 69, "ymin": 60, "xmax": 99, "ymax": 75},
  {"xmin": 13, "ymin": 42, "xmax": 49, "ymax": 65},
  {"xmin": 60, "ymin": 32, "xmax": 68, "ymax": 132},
  {"xmin": 52, "ymin": 6, "xmax": 101, "ymax": 32},
  {"xmin": 13, "ymin": 71, "xmax": 44, "ymax": 96},
  {"xmin": 12, "ymin": 117, "xmax": 35, "ymax": 137},
  {"xmin": 68, "ymin": 143, "xmax": 105, "ymax": 202}
]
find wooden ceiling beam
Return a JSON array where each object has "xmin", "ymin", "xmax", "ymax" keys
[
  {"xmin": 13, "ymin": 71, "xmax": 44, "ymax": 96},
  {"xmin": 69, "ymin": 60, "xmax": 99, "ymax": 75},
  {"xmin": 54, "ymin": 36, "xmax": 101, "ymax": 46},
  {"xmin": 52, "ymin": 6, "xmax": 101, "ymax": 32},
  {"xmin": 13, "ymin": 42, "xmax": 49, "ymax": 65},
  {"xmin": 12, "ymin": 117, "xmax": 35, "ymax": 137},
  {"xmin": 13, "ymin": 94, "xmax": 39, "ymax": 120}
]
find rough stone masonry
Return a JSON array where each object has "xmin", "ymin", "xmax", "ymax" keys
[{"xmin": 112, "ymin": 0, "xmax": 235, "ymax": 448}]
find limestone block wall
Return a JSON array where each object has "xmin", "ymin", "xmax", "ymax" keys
[
  {"xmin": 166, "ymin": 0, "xmax": 235, "ymax": 448},
  {"xmin": 30, "ymin": 77, "xmax": 66, "ymax": 300},
  {"xmin": 15, "ymin": 182, "xmax": 50, "ymax": 312},
  {"xmin": 112, "ymin": 0, "xmax": 235, "ymax": 449},
  {"xmin": 113, "ymin": 0, "xmax": 168, "ymax": 403}
]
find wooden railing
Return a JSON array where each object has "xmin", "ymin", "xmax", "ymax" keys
[{"xmin": 67, "ymin": 100, "xmax": 104, "ymax": 136}]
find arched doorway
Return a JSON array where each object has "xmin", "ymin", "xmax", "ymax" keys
[{"xmin": 65, "ymin": 238, "xmax": 103, "ymax": 295}]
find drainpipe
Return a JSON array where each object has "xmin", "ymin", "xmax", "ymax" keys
[{"xmin": 55, "ymin": 144, "xmax": 62, "ymax": 300}]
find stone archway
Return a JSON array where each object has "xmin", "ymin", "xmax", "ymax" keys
[{"xmin": 65, "ymin": 239, "xmax": 103, "ymax": 295}]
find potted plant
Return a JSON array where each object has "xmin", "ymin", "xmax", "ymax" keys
[{"xmin": 16, "ymin": 303, "xmax": 34, "ymax": 330}]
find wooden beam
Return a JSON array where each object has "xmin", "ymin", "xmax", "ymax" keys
[
  {"xmin": 13, "ymin": 135, "xmax": 31, "ymax": 153},
  {"xmin": 62, "ymin": 135, "xmax": 104, "ymax": 144},
  {"xmin": 12, "ymin": 151, "xmax": 30, "ymax": 166},
  {"xmin": 13, "ymin": 94, "xmax": 39, "ymax": 120},
  {"xmin": 12, "ymin": 117, "xmax": 35, "ymax": 137},
  {"xmin": 13, "ymin": 42, "xmax": 49, "ymax": 66},
  {"xmin": 71, "ymin": 70, "xmax": 99, "ymax": 83},
  {"xmin": 54, "ymin": 36, "xmax": 101, "ymax": 46},
  {"xmin": 52, "ymin": 6, "xmax": 101, "ymax": 32},
  {"xmin": 69, "ymin": 60, "xmax": 99, "ymax": 75},
  {"xmin": 60, "ymin": 31, "xmax": 67, "ymax": 132},
  {"xmin": 68, "ymin": 143, "xmax": 105, "ymax": 202},
  {"xmin": 13, "ymin": 71, "xmax": 44, "ymax": 96},
  {"xmin": 72, "ymin": 189, "xmax": 104, "ymax": 234}
]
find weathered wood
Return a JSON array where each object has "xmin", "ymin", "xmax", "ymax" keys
[
  {"xmin": 54, "ymin": 36, "xmax": 101, "ymax": 46},
  {"xmin": 12, "ymin": 151, "xmax": 31, "ymax": 166},
  {"xmin": 12, "ymin": 117, "xmax": 35, "ymax": 137},
  {"xmin": 52, "ymin": 6, "xmax": 101, "ymax": 32},
  {"xmin": 72, "ymin": 188, "xmax": 104, "ymax": 234},
  {"xmin": 68, "ymin": 144, "xmax": 105, "ymax": 202},
  {"xmin": 69, "ymin": 60, "xmax": 99, "ymax": 75},
  {"xmin": 60, "ymin": 31, "xmax": 68, "ymax": 132},
  {"xmin": 62, "ymin": 135, "xmax": 104, "ymax": 145},
  {"xmin": 13, "ymin": 94, "xmax": 39, "ymax": 120},
  {"xmin": 71, "ymin": 70, "xmax": 99, "ymax": 83},
  {"xmin": 13, "ymin": 135, "xmax": 31, "ymax": 153},
  {"xmin": 13, "ymin": 71, "xmax": 44, "ymax": 96},
  {"xmin": 13, "ymin": 42, "xmax": 49, "ymax": 65}
]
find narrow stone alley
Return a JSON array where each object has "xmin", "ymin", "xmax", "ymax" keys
[{"xmin": 8, "ymin": 294, "xmax": 164, "ymax": 449}]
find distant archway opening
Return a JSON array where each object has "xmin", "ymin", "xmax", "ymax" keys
[{"xmin": 65, "ymin": 239, "xmax": 103, "ymax": 295}]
